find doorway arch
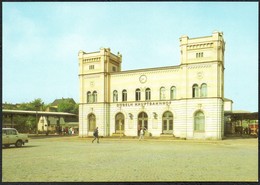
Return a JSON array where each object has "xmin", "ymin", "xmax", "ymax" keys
[
  {"xmin": 115, "ymin": 113, "xmax": 125, "ymax": 134},
  {"xmin": 162, "ymin": 111, "xmax": 173, "ymax": 134},
  {"xmin": 137, "ymin": 112, "xmax": 148, "ymax": 135}
]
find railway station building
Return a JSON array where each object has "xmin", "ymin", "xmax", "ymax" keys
[{"xmin": 78, "ymin": 31, "xmax": 226, "ymax": 139}]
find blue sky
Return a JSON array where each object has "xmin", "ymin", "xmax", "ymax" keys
[{"xmin": 3, "ymin": 2, "xmax": 258, "ymax": 112}]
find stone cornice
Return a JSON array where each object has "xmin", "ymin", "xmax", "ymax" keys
[
  {"xmin": 110, "ymin": 65, "xmax": 180, "ymax": 76},
  {"xmin": 78, "ymin": 97, "xmax": 224, "ymax": 105},
  {"xmin": 187, "ymin": 63, "xmax": 212, "ymax": 69},
  {"xmin": 187, "ymin": 42, "xmax": 214, "ymax": 50},
  {"xmin": 82, "ymin": 57, "xmax": 101, "ymax": 63}
]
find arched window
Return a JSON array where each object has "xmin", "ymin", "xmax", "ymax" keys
[
  {"xmin": 88, "ymin": 114, "xmax": 96, "ymax": 131},
  {"xmin": 192, "ymin": 84, "xmax": 199, "ymax": 98},
  {"xmin": 93, "ymin": 91, "xmax": 97, "ymax": 103},
  {"xmin": 87, "ymin": 91, "xmax": 92, "ymax": 103},
  {"xmin": 145, "ymin": 88, "xmax": 151, "ymax": 101},
  {"xmin": 135, "ymin": 88, "xmax": 141, "ymax": 101},
  {"xmin": 160, "ymin": 87, "xmax": 166, "ymax": 100},
  {"xmin": 113, "ymin": 90, "xmax": 118, "ymax": 102},
  {"xmin": 200, "ymin": 83, "xmax": 207, "ymax": 97},
  {"xmin": 162, "ymin": 111, "xmax": 173, "ymax": 134},
  {"xmin": 170, "ymin": 86, "xmax": 176, "ymax": 100},
  {"xmin": 115, "ymin": 113, "xmax": 125, "ymax": 133},
  {"xmin": 122, "ymin": 89, "xmax": 127, "ymax": 102},
  {"xmin": 194, "ymin": 111, "xmax": 205, "ymax": 131}
]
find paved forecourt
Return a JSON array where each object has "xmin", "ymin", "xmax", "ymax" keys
[{"xmin": 2, "ymin": 136, "xmax": 258, "ymax": 182}]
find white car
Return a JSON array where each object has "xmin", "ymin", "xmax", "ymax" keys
[{"xmin": 2, "ymin": 128, "xmax": 29, "ymax": 148}]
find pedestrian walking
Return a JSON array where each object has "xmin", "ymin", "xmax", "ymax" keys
[
  {"xmin": 139, "ymin": 128, "xmax": 144, "ymax": 141},
  {"xmin": 92, "ymin": 127, "xmax": 99, "ymax": 143}
]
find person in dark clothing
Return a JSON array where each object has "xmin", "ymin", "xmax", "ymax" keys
[{"xmin": 92, "ymin": 127, "xmax": 99, "ymax": 143}]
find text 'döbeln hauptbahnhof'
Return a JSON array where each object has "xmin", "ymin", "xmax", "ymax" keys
[{"xmin": 78, "ymin": 31, "xmax": 227, "ymax": 139}]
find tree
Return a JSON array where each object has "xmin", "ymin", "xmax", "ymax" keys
[
  {"xmin": 57, "ymin": 99, "xmax": 78, "ymax": 114},
  {"xmin": 19, "ymin": 98, "xmax": 44, "ymax": 111}
]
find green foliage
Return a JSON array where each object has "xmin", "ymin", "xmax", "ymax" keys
[
  {"xmin": 19, "ymin": 98, "xmax": 44, "ymax": 111},
  {"xmin": 3, "ymin": 103, "xmax": 17, "ymax": 110},
  {"xmin": 57, "ymin": 99, "xmax": 78, "ymax": 114}
]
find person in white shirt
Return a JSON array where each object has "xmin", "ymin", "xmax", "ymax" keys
[{"xmin": 139, "ymin": 128, "xmax": 144, "ymax": 141}]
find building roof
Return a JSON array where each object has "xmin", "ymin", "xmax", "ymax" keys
[
  {"xmin": 224, "ymin": 98, "xmax": 233, "ymax": 103},
  {"xmin": 231, "ymin": 110, "xmax": 252, "ymax": 114},
  {"xmin": 225, "ymin": 110, "xmax": 258, "ymax": 120},
  {"xmin": 51, "ymin": 98, "xmax": 76, "ymax": 106},
  {"xmin": 2, "ymin": 109, "xmax": 77, "ymax": 117}
]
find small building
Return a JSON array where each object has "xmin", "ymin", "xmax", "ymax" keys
[
  {"xmin": 224, "ymin": 110, "xmax": 258, "ymax": 136},
  {"xmin": 37, "ymin": 115, "xmax": 78, "ymax": 135}
]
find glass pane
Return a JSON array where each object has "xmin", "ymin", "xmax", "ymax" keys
[
  {"xmin": 163, "ymin": 120, "xmax": 167, "ymax": 130},
  {"xmin": 169, "ymin": 120, "xmax": 173, "ymax": 130},
  {"xmin": 121, "ymin": 120, "xmax": 124, "ymax": 130},
  {"xmin": 201, "ymin": 84, "xmax": 207, "ymax": 97},
  {"xmin": 115, "ymin": 120, "xmax": 120, "ymax": 130},
  {"xmin": 194, "ymin": 112, "xmax": 205, "ymax": 131},
  {"xmin": 144, "ymin": 120, "xmax": 148, "ymax": 129}
]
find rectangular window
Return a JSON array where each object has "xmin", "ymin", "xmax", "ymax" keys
[
  {"xmin": 89, "ymin": 65, "xmax": 95, "ymax": 70},
  {"xmin": 196, "ymin": 52, "xmax": 204, "ymax": 58},
  {"xmin": 112, "ymin": 66, "xmax": 117, "ymax": 72}
]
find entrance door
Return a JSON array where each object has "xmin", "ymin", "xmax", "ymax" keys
[
  {"xmin": 162, "ymin": 111, "xmax": 173, "ymax": 134},
  {"xmin": 138, "ymin": 112, "xmax": 148, "ymax": 135},
  {"xmin": 115, "ymin": 113, "xmax": 125, "ymax": 134}
]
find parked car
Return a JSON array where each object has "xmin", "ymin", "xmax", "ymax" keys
[{"xmin": 2, "ymin": 128, "xmax": 29, "ymax": 148}]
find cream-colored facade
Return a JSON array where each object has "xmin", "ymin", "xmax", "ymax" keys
[{"xmin": 78, "ymin": 31, "xmax": 226, "ymax": 139}]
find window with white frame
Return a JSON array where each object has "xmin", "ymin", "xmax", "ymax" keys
[
  {"xmin": 145, "ymin": 88, "xmax": 151, "ymax": 101},
  {"xmin": 160, "ymin": 87, "xmax": 166, "ymax": 100},
  {"xmin": 194, "ymin": 111, "xmax": 205, "ymax": 131},
  {"xmin": 200, "ymin": 83, "xmax": 207, "ymax": 97},
  {"xmin": 93, "ymin": 91, "xmax": 97, "ymax": 102},
  {"xmin": 196, "ymin": 52, "xmax": 203, "ymax": 58},
  {"xmin": 192, "ymin": 84, "xmax": 199, "ymax": 98},
  {"xmin": 87, "ymin": 91, "xmax": 92, "ymax": 103},
  {"xmin": 113, "ymin": 90, "xmax": 118, "ymax": 102},
  {"xmin": 135, "ymin": 88, "xmax": 141, "ymax": 101},
  {"xmin": 89, "ymin": 65, "xmax": 95, "ymax": 70},
  {"xmin": 122, "ymin": 90, "xmax": 127, "ymax": 102},
  {"xmin": 170, "ymin": 86, "xmax": 176, "ymax": 99}
]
